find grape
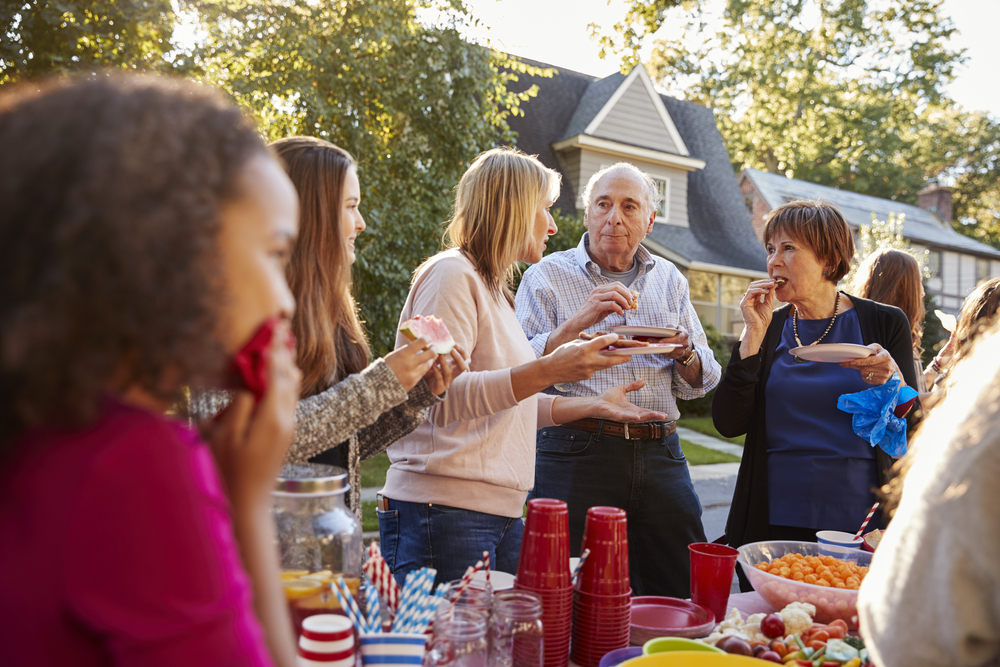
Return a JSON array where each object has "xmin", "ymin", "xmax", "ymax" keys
[{"xmin": 760, "ymin": 613, "xmax": 786, "ymax": 639}]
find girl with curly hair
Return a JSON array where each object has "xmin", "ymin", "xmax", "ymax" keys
[
  {"xmin": 0, "ymin": 75, "xmax": 300, "ymax": 666},
  {"xmin": 190, "ymin": 137, "xmax": 467, "ymax": 515}
]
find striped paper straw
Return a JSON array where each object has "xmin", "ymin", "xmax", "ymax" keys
[
  {"xmin": 854, "ymin": 501, "xmax": 880, "ymax": 539},
  {"xmin": 366, "ymin": 580, "xmax": 382, "ymax": 632},
  {"xmin": 483, "ymin": 551, "xmax": 490, "ymax": 587},
  {"xmin": 393, "ymin": 569, "xmax": 423, "ymax": 632},
  {"xmin": 571, "ymin": 548, "xmax": 591, "ymax": 587},
  {"xmin": 397, "ymin": 567, "xmax": 436, "ymax": 632},
  {"xmin": 451, "ymin": 560, "xmax": 484, "ymax": 601},
  {"xmin": 335, "ymin": 576, "xmax": 369, "ymax": 633},
  {"xmin": 330, "ymin": 580, "xmax": 366, "ymax": 634}
]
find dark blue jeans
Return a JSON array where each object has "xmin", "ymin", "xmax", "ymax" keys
[
  {"xmin": 377, "ymin": 499, "xmax": 524, "ymax": 588},
  {"xmin": 532, "ymin": 424, "xmax": 705, "ymax": 598}
]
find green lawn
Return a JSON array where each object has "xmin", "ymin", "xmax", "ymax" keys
[
  {"xmin": 360, "ymin": 453, "xmax": 391, "ymax": 487},
  {"xmin": 678, "ymin": 417, "xmax": 745, "ymax": 446},
  {"xmin": 679, "ymin": 439, "xmax": 741, "ymax": 464}
]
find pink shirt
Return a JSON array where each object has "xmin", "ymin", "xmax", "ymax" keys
[
  {"xmin": 383, "ymin": 250, "xmax": 556, "ymax": 518},
  {"xmin": 0, "ymin": 398, "xmax": 273, "ymax": 666}
]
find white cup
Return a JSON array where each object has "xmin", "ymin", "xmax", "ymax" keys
[{"xmin": 816, "ymin": 530, "xmax": 864, "ymax": 550}]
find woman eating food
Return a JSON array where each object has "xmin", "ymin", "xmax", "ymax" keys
[
  {"xmin": 378, "ymin": 147, "xmax": 667, "ymax": 584},
  {"xmin": 713, "ymin": 200, "xmax": 918, "ymax": 566},
  {"xmin": 0, "ymin": 76, "xmax": 300, "ymax": 665},
  {"xmin": 189, "ymin": 136, "xmax": 467, "ymax": 515}
]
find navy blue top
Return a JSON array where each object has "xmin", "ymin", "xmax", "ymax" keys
[{"xmin": 765, "ymin": 307, "xmax": 879, "ymax": 531}]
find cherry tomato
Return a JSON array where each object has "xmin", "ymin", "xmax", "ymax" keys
[
  {"xmin": 769, "ymin": 641, "xmax": 787, "ymax": 657},
  {"xmin": 750, "ymin": 640, "xmax": 768, "ymax": 649},
  {"xmin": 752, "ymin": 645, "xmax": 767, "ymax": 657},
  {"xmin": 757, "ymin": 650, "xmax": 782, "ymax": 663}
]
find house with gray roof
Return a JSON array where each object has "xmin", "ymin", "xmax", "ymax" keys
[
  {"xmin": 740, "ymin": 168, "xmax": 1000, "ymax": 313},
  {"xmin": 507, "ymin": 59, "xmax": 767, "ymax": 338}
]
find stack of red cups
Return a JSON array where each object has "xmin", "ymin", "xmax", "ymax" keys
[
  {"xmin": 514, "ymin": 498, "xmax": 573, "ymax": 667},
  {"xmin": 570, "ymin": 506, "xmax": 631, "ymax": 667}
]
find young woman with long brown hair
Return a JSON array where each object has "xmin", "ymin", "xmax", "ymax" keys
[
  {"xmin": 191, "ymin": 137, "xmax": 466, "ymax": 514},
  {"xmin": 850, "ymin": 248, "xmax": 928, "ymax": 390}
]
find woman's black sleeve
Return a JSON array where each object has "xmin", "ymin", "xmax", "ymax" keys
[
  {"xmin": 712, "ymin": 339, "xmax": 763, "ymax": 438},
  {"xmin": 881, "ymin": 307, "xmax": 918, "ymax": 389}
]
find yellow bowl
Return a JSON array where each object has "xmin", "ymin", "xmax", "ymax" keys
[
  {"xmin": 623, "ymin": 653, "xmax": 765, "ymax": 667},
  {"xmin": 642, "ymin": 637, "xmax": 723, "ymax": 655}
]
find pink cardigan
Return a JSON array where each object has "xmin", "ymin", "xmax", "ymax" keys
[
  {"xmin": 0, "ymin": 398, "xmax": 273, "ymax": 666},
  {"xmin": 383, "ymin": 250, "xmax": 556, "ymax": 518}
]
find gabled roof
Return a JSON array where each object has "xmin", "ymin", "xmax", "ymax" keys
[
  {"xmin": 742, "ymin": 168, "xmax": 1000, "ymax": 260},
  {"xmin": 505, "ymin": 57, "xmax": 767, "ymax": 273}
]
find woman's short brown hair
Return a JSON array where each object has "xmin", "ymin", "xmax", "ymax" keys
[
  {"xmin": 763, "ymin": 200, "xmax": 855, "ymax": 282},
  {"xmin": 0, "ymin": 74, "xmax": 266, "ymax": 450}
]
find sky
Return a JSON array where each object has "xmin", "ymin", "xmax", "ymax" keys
[{"xmin": 447, "ymin": 0, "xmax": 1000, "ymax": 118}]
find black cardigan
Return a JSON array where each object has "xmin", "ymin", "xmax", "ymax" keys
[{"xmin": 713, "ymin": 294, "xmax": 917, "ymax": 549}]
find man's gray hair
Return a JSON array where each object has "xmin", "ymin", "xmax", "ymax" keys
[{"xmin": 582, "ymin": 162, "xmax": 660, "ymax": 215}]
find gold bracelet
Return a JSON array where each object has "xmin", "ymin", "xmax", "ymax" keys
[{"xmin": 678, "ymin": 347, "xmax": 698, "ymax": 367}]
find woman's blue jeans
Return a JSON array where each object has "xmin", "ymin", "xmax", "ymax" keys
[
  {"xmin": 532, "ymin": 425, "xmax": 705, "ymax": 598},
  {"xmin": 377, "ymin": 499, "xmax": 524, "ymax": 587}
]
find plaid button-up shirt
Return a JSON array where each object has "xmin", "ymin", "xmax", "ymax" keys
[{"xmin": 514, "ymin": 233, "xmax": 721, "ymax": 420}]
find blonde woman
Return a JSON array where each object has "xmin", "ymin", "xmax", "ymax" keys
[{"xmin": 378, "ymin": 147, "xmax": 667, "ymax": 584}]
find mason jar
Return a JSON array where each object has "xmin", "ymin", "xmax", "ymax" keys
[{"xmin": 273, "ymin": 463, "xmax": 362, "ymax": 635}]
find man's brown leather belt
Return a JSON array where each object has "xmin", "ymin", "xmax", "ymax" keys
[{"xmin": 561, "ymin": 418, "xmax": 676, "ymax": 440}]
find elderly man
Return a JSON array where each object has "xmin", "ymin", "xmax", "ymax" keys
[{"xmin": 515, "ymin": 162, "xmax": 720, "ymax": 598}]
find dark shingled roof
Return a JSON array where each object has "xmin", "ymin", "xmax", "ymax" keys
[
  {"xmin": 561, "ymin": 72, "xmax": 626, "ymax": 141},
  {"xmin": 505, "ymin": 57, "xmax": 767, "ymax": 273},
  {"xmin": 743, "ymin": 168, "xmax": 1000, "ymax": 260}
]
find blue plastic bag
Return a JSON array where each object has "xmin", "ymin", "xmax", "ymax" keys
[{"xmin": 837, "ymin": 372, "xmax": 918, "ymax": 457}]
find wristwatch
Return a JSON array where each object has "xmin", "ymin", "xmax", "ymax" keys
[{"xmin": 677, "ymin": 345, "xmax": 698, "ymax": 367}]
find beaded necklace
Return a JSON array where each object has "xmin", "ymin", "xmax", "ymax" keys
[{"xmin": 792, "ymin": 291, "xmax": 841, "ymax": 363}]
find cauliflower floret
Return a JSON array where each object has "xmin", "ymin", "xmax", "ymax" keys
[
  {"xmin": 741, "ymin": 622, "xmax": 768, "ymax": 644},
  {"xmin": 779, "ymin": 601, "xmax": 816, "ymax": 637},
  {"xmin": 701, "ymin": 627, "xmax": 753, "ymax": 647},
  {"xmin": 716, "ymin": 607, "xmax": 745, "ymax": 632}
]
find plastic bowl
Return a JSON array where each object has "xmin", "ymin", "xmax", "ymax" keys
[
  {"xmin": 737, "ymin": 541, "xmax": 872, "ymax": 629},
  {"xmin": 642, "ymin": 637, "xmax": 722, "ymax": 655},
  {"xmin": 620, "ymin": 653, "xmax": 767, "ymax": 667}
]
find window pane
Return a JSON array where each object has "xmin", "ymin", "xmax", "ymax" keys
[
  {"xmin": 655, "ymin": 178, "xmax": 668, "ymax": 217},
  {"xmin": 721, "ymin": 306, "xmax": 744, "ymax": 338},
  {"xmin": 721, "ymin": 275, "xmax": 751, "ymax": 306},
  {"xmin": 928, "ymin": 251, "xmax": 941, "ymax": 277},
  {"xmin": 688, "ymin": 270, "xmax": 718, "ymax": 303},
  {"xmin": 694, "ymin": 302, "xmax": 717, "ymax": 330},
  {"xmin": 977, "ymin": 258, "xmax": 989, "ymax": 283}
]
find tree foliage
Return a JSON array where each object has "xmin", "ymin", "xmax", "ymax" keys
[
  {"xmin": 1, "ymin": 0, "xmax": 181, "ymax": 83},
  {"xmin": 189, "ymin": 0, "xmax": 550, "ymax": 355},
  {"xmin": 597, "ymin": 0, "xmax": 999, "ymax": 244}
]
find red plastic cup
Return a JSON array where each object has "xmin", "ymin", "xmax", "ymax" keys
[
  {"xmin": 577, "ymin": 507, "xmax": 629, "ymax": 595},
  {"xmin": 518, "ymin": 499, "xmax": 571, "ymax": 590},
  {"xmin": 688, "ymin": 542, "xmax": 738, "ymax": 623}
]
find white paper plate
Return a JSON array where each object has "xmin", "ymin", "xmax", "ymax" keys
[
  {"xmin": 606, "ymin": 344, "xmax": 682, "ymax": 356},
  {"xmin": 611, "ymin": 325, "xmax": 681, "ymax": 338},
  {"xmin": 789, "ymin": 343, "xmax": 874, "ymax": 363},
  {"xmin": 472, "ymin": 569, "xmax": 514, "ymax": 591}
]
